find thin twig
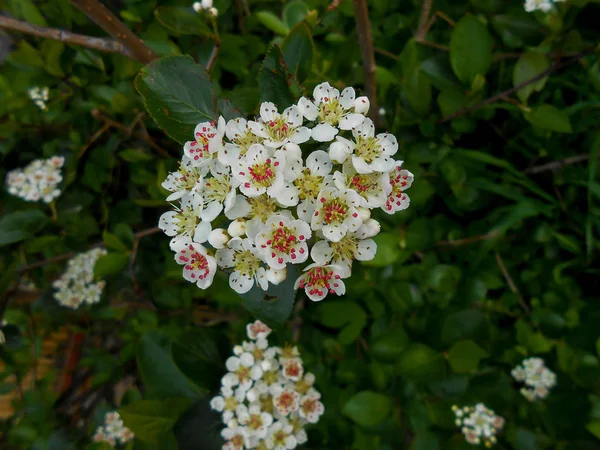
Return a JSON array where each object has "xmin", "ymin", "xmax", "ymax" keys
[
  {"xmin": 437, "ymin": 231, "xmax": 499, "ymax": 247},
  {"xmin": 374, "ymin": 47, "xmax": 399, "ymax": 61},
  {"xmin": 69, "ymin": 0, "xmax": 157, "ymax": 64},
  {"xmin": 415, "ymin": 0, "xmax": 434, "ymax": 42},
  {"xmin": 352, "ymin": 0, "xmax": 378, "ymax": 124},
  {"xmin": 435, "ymin": 10, "xmax": 455, "ymax": 27},
  {"xmin": 0, "ymin": 16, "xmax": 133, "ymax": 58},
  {"xmin": 206, "ymin": 42, "xmax": 220, "ymax": 73},
  {"xmin": 327, "ymin": 0, "xmax": 344, "ymax": 11},
  {"xmin": 524, "ymin": 153, "xmax": 595, "ymax": 174},
  {"xmin": 17, "ymin": 227, "xmax": 161, "ymax": 273},
  {"xmin": 495, "ymin": 252, "xmax": 530, "ymax": 314},
  {"xmin": 440, "ymin": 50, "xmax": 593, "ymax": 123},
  {"xmin": 418, "ymin": 40, "xmax": 448, "ymax": 51}
]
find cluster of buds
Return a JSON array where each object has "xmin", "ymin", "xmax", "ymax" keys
[
  {"xmin": 92, "ymin": 411, "xmax": 134, "ymax": 447},
  {"xmin": 193, "ymin": 0, "xmax": 218, "ymax": 17},
  {"xmin": 28, "ymin": 86, "xmax": 49, "ymax": 110},
  {"xmin": 53, "ymin": 248, "xmax": 107, "ymax": 309},
  {"xmin": 159, "ymin": 82, "xmax": 414, "ymax": 301},
  {"xmin": 511, "ymin": 357, "xmax": 556, "ymax": 401},
  {"xmin": 452, "ymin": 404, "xmax": 505, "ymax": 447},
  {"xmin": 5, "ymin": 156, "xmax": 64, "ymax": 203},
  {"xmin": 524, "ymin": 0, "xmax": 566, "ymax": 12},
  {"xmin": 210, "ymin": 320, "xmax": 324, "ymax": 449}
]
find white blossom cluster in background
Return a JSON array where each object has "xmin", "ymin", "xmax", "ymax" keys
[
  {"xmin": 210, "ymin": 320, "xmax": 324, "ymax": 449},
  {"xmin": 5, "ymin": 156, "xmax": 64, "ymax": 203},
  {"xmin": 193, "ymin": 0, "xmax": 218, "ymax": 17},
  {"xmin": 53, "ymin": 248, "xmax": 107, "ymax": 309},
  {"xmin": 524, "ymin": 0, "xmax": 566, "ymax": 12},
  {"xmin": 28, "ymin": 86, "xmax": 49, "ymax": 110},
  {"xmin": 511, "ymin": 357, "xmax": 556, "ymax": 401},
  {"xmin": 92, "ymin": 411, "xmax": 134, "ymax": 447},
  {"xmin": 452, "ymin": 404, "xmax": 505, "ymax": 447},
  {"xmin": 159, "ymin": 81, "xmax": 414, "ymax": 301}
]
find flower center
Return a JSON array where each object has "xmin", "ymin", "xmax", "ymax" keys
[
  {"xmin": 295, "ymin": 379, "xmax": 310, "ymax": 395},
  {"xmin": 349, "ymin": 173, "xmax": 377, "ymax": 193},
  {"xmin": 252, "ymin": 346, "xmax": 264, "ymax": 361},
  {"xmin": 330, "ymin": 235, "xmax": 358, "ymax": 263},
  {"xmin": 273, "ymin": 430, "xmax": 288, "ymax": 446},
  {"xmin": 289, "ymin": 416, "xmax": 303, "ymax": 433},
  {"xmin": 224, "ymin": 396, "xmax": 238, "ymax": 411},
  {"xmin": 248, "ymin": 195, "xmax": 278, "ymax": 221},
  {"xmin": 235, "ymin": 130, "xmax": 261, "ymax": 155},
  {"xmin": 276, "ymin": 392, "xmax": 295, "ymax": 410},
  {"xmin": 260, "ymin": 394, "xmax": 274, "ymax": 414},
  {"xmin": 236, "ymin": 365, "xmax": 250, "ymax": 383},
  {"xmin": 175, "ymin": 164, "xmax": 203, "ymax": 192},
  {"xmin": 266, "ymin": 116, "xmax": 294, "ymax": 141},
  {"xmin": 248, "ymin": 414, "xmax": 264, "ymax": 431},
  {"xmin": 302, "ymin": 398, "xmax": 317, "ymax": 415},
  {"xmin": 231, "ymin": 435, "xmax": 244, "ymax": 448},
  {"xmin": 233, "ymin": 250, "xmax": 261, "ymax": 277},
  {"xmin": 298, "ymin": 266, "xmax": 341, "ymax": 296},
  {"xmin": 320, "ymin": 197, "xmax": 349, "ymax": 224},
  {"xmin": 175, "ymin": 207, "xmax": 199, "ymax": 235},
  {"xmin": 188, "ymin": 125, "xmax": 216, "ymax": 161},
  {"xmin": 294, "ymin": 170, "xmax": 324, "ymax": 200},
  {"xmin": 244, "ymin": 158, "xmax": 278, "ymax": 188},
  {"xmin": 284, "ymin": 360, "xmax": 302, "ymax": 378},
  {"xmin": 355, "ymin": 136, "xmax": 383, "ymax": 163},
  {"xmin": 268, "ymin": 223, "xmax": 297, "ymax": 255},
  {"xmin": 263, "ymin": 370, "xmax": 278, "ymax": 385},
  {"xmin": 318, "ymin": 97, "xmax": 344, "ymax": 125},
  {"xmin": 203, "ymin": 174, "xmax": 231, "ymax": 202},
  {"xmin": 280, "ymin": 345, "xmax": 297, "ymax": 359},
  {"xmin": 181, "ymin": 245, "xmax": 210, "ymax": 280}
]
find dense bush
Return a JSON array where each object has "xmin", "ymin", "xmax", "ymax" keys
[{"xmin": 1, "ymin": 0, "xmax": 600, "ymax": 449}]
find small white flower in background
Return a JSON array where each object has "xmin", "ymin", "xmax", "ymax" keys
[
  {"xmin": 524, "ymin": 0, "xmax": 566, "ymax": 12},
  {"xmin": 452, "ymin": 403, "xmax": 504, "ymax": 447},
  {"xmin": 92, "ymin": 411, "xmax": 134, "ymax": 448},
  {"xmin": 159, "ymin": 81, "xmax": 414, "ymax": 301},
  {"xmin": 6, "ymin": 156, "xmax": 64, "ymax": 203},
  {"xmin": 53, "ymin": 248, "xmax": 107, "ymax": 309},
  {"xmin": 511, "ymin": 357, "xmax": 556, "ymax": 401},
  {"xmin": 28, "ymin": 86, "xmax": 49, "ymax": 110},
  {"xmin": 211, "ymin": 321, "xmax": 324, "ymax": 449},
  {"xmin": 193, "ymin": 0, "xmax": 218, "ymax": 16},
  {"xmin": 378, "ymin": 107, "xmax": 386, "ymax": 116}
]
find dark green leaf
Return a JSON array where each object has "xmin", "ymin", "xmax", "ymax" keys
[
  {"xmin": 513, "ymin": 51, "xmax": 550, "ymax": 103},
  {"xmin": 154, "ymin": 6, "xmax": 212, "ymax": 36},
  {"xmin": 93, "ymin": 252, "xmax": 129, "ymax": 279},
  {"xmin": 447, "ymin": 340, "xmax": 488, "ymax": 373},
  {"xmin": 171, "ymin": 329, "xmax": 223, "ymax": 391},
  {"xmin": 524, "ymin": 104, "xmax": 572, "ymax": 133},
  {"xmin": 173, "ymin": 398, "xmax": 223, "ymax": 450},
  {"xmin": 283, "ymin": 1, "xmax": 309, "ymax": 29},
  {"xmin": 0, "ymin": 210, "xmax": 48, "ymax": 247},
  {"xmin": 258, "ymin": 45, "xmax": 294, "ymax": 107},
  {"xmin": 449, "ymin": 16, "xmax": 493, "ymax": 84},
  {"xmin": 255, "ymin": 11, "xmax": 290, "ymax": 36},
  {"xmin": 371, "ymin": 329, "xmax": 409, "ymax": 362},
  {"xmin": 396, "ymin": 344, "xmax": 446, "ymax": 382},
  {"xmin": 343, "ymin": 391, "xmax": 392, "ymax": 427},
  {"xmin": 281, "ymin": 23, "xmax": 314, "ymax": 83}
]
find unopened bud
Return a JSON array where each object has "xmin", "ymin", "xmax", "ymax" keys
[
  {"xmin": 267, "ymin": 268, "xmax": 287, "ymax": 285},
  {"xmin": 353, "ymin": 96, "xmax": 370, "ymax": 115},
  {"xmin": 209, "ymin": 7, "xmax": 218, "ymax": 17},
  {"xmin": 328, "ymin": 141, "xmax": 351, "ymax": 164},
  {"xmin": 192, "ymin": 2, "xmax": 202, "ymax": 13},
  {"xmin": 356, "ymin": 218, "xmax": 380, "ymax": 238},
  {"xmin": 208, "ymin": 228, "xmax": 229, "ymax": 249},
  {"xmin": 228, "ymin": 219, "xmax": 246, "ymax": 237},
  {"xmin": 356, "ymin": 206, "xmax": 370, "ymax": 222}
]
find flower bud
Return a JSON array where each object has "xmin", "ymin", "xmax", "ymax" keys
[
  {"xmin": 267, "ymin": 267, "xmax": 287, "ymax": 285},
  {"xmin": 208, "ymin": 228, "xmax": 229, "ymax": 249},
  {"xmin": 329, "ymin": 141, "xmax": 351, "ymax": 164},
  {"xmin": 228, "ymin": 219, "xmax": 246, "ymax": 237},
  {"xmin": 192, "ymin": 2, "xmax": 202, "ymax": 12},
  {"xmin": 357, "ymin": 218, "xmax": 380, "ymax": 238},
  {"xmin": 356, "ymin": 206, "xmax": 370, "ymax": 222},
  {"xmin": 353, "ymin": 96, "xmax": 370, "ymax": 115},
  {"xmin": 209, "ymin": 7, "xmax": 218, "ymax": 17}
]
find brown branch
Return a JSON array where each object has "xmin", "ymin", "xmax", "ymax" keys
[
  {"xmin": 374, "ymin": 46, "xmax": 399, "ymax": 61},
  {"xmin": 327, "ymin": 0, "xmax": 345, "ymax": 11},
  {"xmin": 206, "ymin": 42, "xmax": 220, "ymax": 73},
  {"xmin": 69, "ymin": 0, "xmax": 157, "ymax": 64},
  {"xmin": 524, "ymin": 153, "xmax": 595, "ymax": 174},
  {"xmin": 495, "ymin": 252, "xmax": 530, "ymax": 314},
  {"xmin": 440, "ymin": 50, "xmax": 592, "ymax": 123},
  {"xmin": 17, "ymin": 227, "xmax": 161, "ymax": 273},
  {"xmin": 415, "ymin": 0, "xmax": 434, "ymax": 41},
  {"xmin": 435, "ymin": 10, "xmax": 455, "ymax": 27},
  {"xmin": 0, "ymin": 15, "xmax": 133, "ymax": 58},
  {"xmin": 352, "ymin": 0, "xmax": 378, "ymax": 124}
]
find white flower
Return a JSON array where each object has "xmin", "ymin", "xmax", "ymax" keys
[
  {"xmin": 524, "ymin": 0, "xmax": 554, "ymax": 12},
  {"xmin": 452, "ymin": 404, "xmax": 504, "ymax": 447},
  {"xmin": 294, "ymin": 263, "xmax": 346, "ymax": 301},
  {"xmin": 53, "ymin": 248, "xmax": 107, "ymax": 309},
  {"xmin": 173, "ymin": 240, "xmax": 217, "ymax": 289},
  {"xmin": 222, "ymin": 423, "xmax": 246, "ymax": 450},
  {"xmin": 378, "ymin": 107, "xmax": 386, "ymax": 116},
  {"xmin": 265, "ymin": 419, "xmax": 298, "ymax": 449},
  {"xmin": 216, "ymin": 237, "xmax": 269, "ymax": 294},
  {"xmin": 310, "ymin": 231, "xmax": 377, "ymax": 277},
  {"xmin": 183, "ymin": 117, "xmax": 225, "ymax": 167},
  {"xmin": 238, "ymin": 404, "xmax": 273, "ymax": 439},
  {"xmin": 228, "ymin": 219, "xmax": 247, "ymax": 238},
  {"xmin": 220, "ymin": 118, "xmax": 263, "ymax": 167},
  {"xmin": 224, "ymin": 353, "xmax": 263, "ymax": 391},
  {"xmin": 161, "ymin": 155, "xmax": 206, "ymax": 201},
  {"xmin": 28, "ymin": 86, "xmax": 49, "ymax": 110},
  {"xmin": 329, "ymin": 118, "xmax": 398, "ymax": 173},
  {"xmin": 353, "ymin": 96, "xmax": 370, "ymax": 115},
  {"xmin": 159, "ymin": 194, "xmax": 208, "ymax": 249},
  {"xmin": 311, "ymin": 188, "xmax": 363, "ymax": 242},
  {"xmin": 271, "ymin": 385, "xmax": 301, "ymax": 416},
  {"xmin": 247, "ymin": 320, "xmax": 272, "ymax": 340},
  {"xmin": 211, "ymin": 386, "xmax": 247, "ymax": 423},
  {"xmin": 297, "ymin": 82, "xmax": 366, "ymax": 142},
  {"xmin": 248, "ymin": 102, "xmax": 311, "ymax": 148},
  {"xmin": 93, "ymin": 410, "xmax": 133, "ymax": 446},
  {"xmin": 267, "ymin": 267, "xmax": 287, "ymax": 285},
  {"xmin": 281, "ymin": 357, "xmax": 303, "ymax": 382},
  {"xmin": 512, "ymin": 357, "xmax": 556, "ymax": 401},
  {"xmin": 255, "ymin": 215, "xmax": 311, "ymax": 270},
  {"xmin": 6, "ymin": 156, "xmax": 64, "ymax": 203},
  {"xmin": 209, "ymin": 228, "xmax": 230, "ymax": 249},
  {"xmin": 298, "ymin": 392, "xmax": 324, "ymax": 424},
  {"xmin": 197, "ymin": 161, "xmax": 241, "ymax": 224},
  {"xmin": 333, "ymin": 161, "xmax": 390, "ymax": 208},
  {"xmin": 382, "ymin": 161, "xmax": 413, "ymax": 214}
]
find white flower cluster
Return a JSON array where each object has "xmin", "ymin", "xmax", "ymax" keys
[
  {"xmin": 92, "ymin": 411, "xmax": 134, "ymax": 447},
  {"xmin": 452, "ymin": 404, "xmax": 505, "ymax": 447},
  {"xmin": 28, "ymin": 86, "xmax": 49, "ymax": 110},
  {"xmin": 511, "ymin": 357, "xmax": 556, "ymax": 401},
  {"xmin": 210, "ymin": 320, "xmax": 324, "ymax": 450},
  {"xmin": 524, "ymin": 0, "xmax": 566, "ymax": 12},
  {"xmin": 5, "ymin": 156, "xmax": 64, "ymax": 203},
  {"xmin": 53, "ymin": 248, "xmax": 107, "ymax": 309},
  {"xmin": 159, "ymin": 82, "xmax": 414, "ymax": 302},
  {"xmin": 193, "ymin": 0, "xmax": 218, "ymax": 17}
]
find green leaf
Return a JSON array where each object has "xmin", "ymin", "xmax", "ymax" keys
[
  {"xmin": 371, "ymin": 329, "xmax": 409, "ymax": 362},
  {"xmin": 515, "ymin": 320, "xmax": 552, "ymax": 353},
  {"xmin": 524, "ymin": 104, "xmax": 572, "ymax": 133},
  {"xmin": 171, "ymin": 329, "xmax": 223, "ymax": 391},
  {"xmin": 255, "ymin": 11, "xmax": 290, "ymax": 36},
  {"xmin": 315, "ymin": 300, "xmax": 367, "ymax": 345},
  {"xmin": 513, "ymin": 51, "xmax": 550, "ymax": 103},
  {"xmin": 447, "ymin": 340, "xmax": 488, "ymax": 374},
  {"xmin": 93, "ymin": 252, "xmax": 129, "ymax": 278},
  {"xmin": 258, "ymin": 45, "xmax": 294, "ymax": 107},
  {"xmin": 449, "ymin": 16, "xmax": 493, "ymax": 85},
  {"xmin": 119, "ymin": 398, "xmax": 193, "ymax": 444},
  {"xmin": 283, "ymin": 1, "xmax": 309, "ymax": 29},
  {"xmin": 135, "ymin": 55, "xmax": 216, "ymax": 144},
  {"xmin": 362, "ymin": 233, "xmax": 400, "ymax": 267},
  {"xmin": 173, "ymin": 398, "xmax": 223, "ymax": 450},
  {"xmin": 0, "ymin": 210, "xmax": 48, "ymax": 247},
  {"xmin": 154, "ymin": 6, "xmax": 212, "ymax": 36},
  {"xmin": 342, "ymin": 391, "xmax": 392, "ymax": 427},
  {"xmin": 396, "ymin": 343, "xmax": 445, "ymax": 382},
  {"xmin": 137, "ymin": 331, "xmax": 204, "ymax": 399},
  {"xmin": 586, "ymin": 421, "xmax": 600, "ymax": 440},
  {"xmin": 239, "ymin": 265, "xmax": 298, "ymax": 328},
  {"xmin": 102, "ymin": 231, "xmax": 130, "ymax": 252},
  {"xmin": 281, "ymin": 23, "xmax": 314, "ymax": 83}
]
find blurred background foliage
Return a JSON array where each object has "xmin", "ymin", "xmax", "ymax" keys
[{"xmin": 1, "ymin": 0, "xmax": 600, "ymax": 448}]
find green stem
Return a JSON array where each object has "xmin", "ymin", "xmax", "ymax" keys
[{"xmin": 49, "ymin": 201, "xmax": 58, "ymax": 221}]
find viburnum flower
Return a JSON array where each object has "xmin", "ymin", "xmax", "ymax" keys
[
  {"xmin": 452, "ymin": 404, "xmax": 504, "ymax": 447},
  {"xmin": 255, "ymin": 215, "xmax": 311, "ymax": 270},
  {"xmin": 310, "ymin": 229, "xmax": 377, "ymax": 277},
  {"xmin": 184, "ymin": 118, "xmax": 225, "ymax": 167},
  {"xmin": 297, "ymin": 82, "xmax": 367, "ymax": 142},
  {"xmin": 511, "ymin": 357, "xmax": 556, "ymax": 401},
  {"xmin": 216, "ymin": 237, "xmax": 269, "ymax": 294},
  {"xmin": 294, "ymin": 264, "xmax": 346, "ymax": 301},
  {"xmin": 329, "ymin": 118, "xmax": 398, "ymax": 174},
  {"xmin": 382, "ymin": 161, "xmax": 413, "ymax": 214},
  {"xmin": 173, "ymin": 240, "xmax": 217, "ymax": 289},
  {"xmin": 311, "ymin": 188, "xmax": 363, "ymax": 242},
  {"xmin": 248, "ymin": 102, "xmax": 311, "ymax": 148}
]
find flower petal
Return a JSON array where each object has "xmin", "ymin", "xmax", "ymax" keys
[{"xmin": 311, "ymin": 123, "xmax": 339, "ymax": 142}]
